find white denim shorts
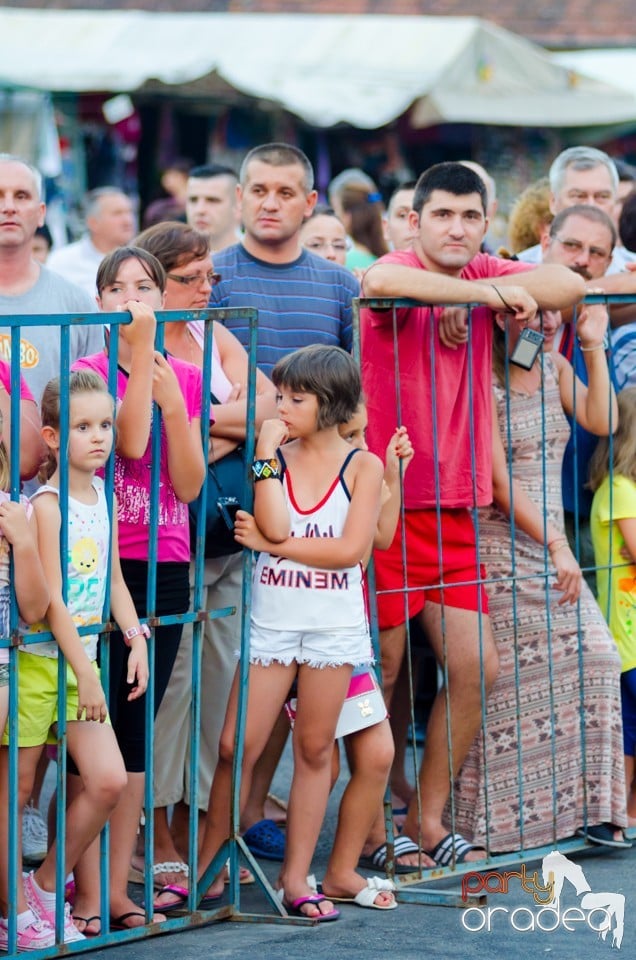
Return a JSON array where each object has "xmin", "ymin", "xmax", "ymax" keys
[{"xmin": 248, "ymin": 623, "xmax": 373, "ymax": 670}]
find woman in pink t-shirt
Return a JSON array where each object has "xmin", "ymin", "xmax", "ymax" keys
[
  {"xmin": 71, "ymin": 246, "xmax": 205, "ymax": 932},
  {"xmin": 134, "ymin": 222, "xmax": 277, "ymax": 906}
]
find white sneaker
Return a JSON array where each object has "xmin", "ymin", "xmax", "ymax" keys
[
  {"xmin": 23, "ymin": 872, "xmax": 85, "ymax": 943},
  {"xmin": 0, "ymin": 909, "xmax": 56, "ymax": 951},
  {"xmin": 22, "ymin": 804, "xmax": 48, "ymax": 864}
]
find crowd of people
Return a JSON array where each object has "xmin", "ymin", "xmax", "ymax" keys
[{"xmin": 1, "ymin": 139, "xmax": 636, "ymax": 947}]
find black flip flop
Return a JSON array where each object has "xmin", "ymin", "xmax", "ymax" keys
[
  {"xmin": 72, "ymin": 914, "xmax": 101, "ymax": 937},
  {"xmin": 577, "ymin": 823, "xmax": 632, "ymax": 849},
  {"xmin": 357, "ymin": 835, "xmax": 424, "ymax": 874},
  {"xmin": 109, "ymin": 912, "xmax": 147, "ymax": 930}
]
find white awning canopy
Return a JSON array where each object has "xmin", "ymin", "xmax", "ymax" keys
[
  {"xmin": 553, "ymin": 48, "xmax": 636, "ymax": 96},
  {"xmin": 2, "ymin": 10, "xmax": 636, "ymax": 129}
]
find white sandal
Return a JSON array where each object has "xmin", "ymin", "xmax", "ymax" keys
[{"xmin": 319, "ymin": 876, "xmax": 397, "ymax": 911}]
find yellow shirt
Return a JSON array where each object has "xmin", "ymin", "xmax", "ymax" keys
[{"xmin": 591, "ymin": 473, "xmax": 636, "ymax": 671}]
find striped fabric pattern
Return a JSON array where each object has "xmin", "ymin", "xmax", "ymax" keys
[{"xmin": 209, "ymin": 244, "xmax": 359, "ymax": 375}]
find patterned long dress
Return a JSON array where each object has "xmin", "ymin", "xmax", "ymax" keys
[{"xmin": 452, "ymin": 353, "xmax": 626, "ymax": 852}]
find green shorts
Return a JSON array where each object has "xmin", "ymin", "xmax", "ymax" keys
[{"xmin": 1, "ymin": 650, "xmax": 108, "ymax": 747}]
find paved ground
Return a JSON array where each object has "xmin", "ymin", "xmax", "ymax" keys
[
  {"xmin": 83, "ymin": 841, "xmax": 635, "ymax": 960},
  {"xmin": 51, "ymin": 743, "xmax": 636, "ymax": 960}
]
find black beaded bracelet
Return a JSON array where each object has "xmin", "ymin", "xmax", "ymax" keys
[{"xmin": 252, "ymin": 458, "xmax": 280, "ymax": 481}]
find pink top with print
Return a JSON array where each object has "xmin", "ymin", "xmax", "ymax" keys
[{"xmin": 73, "ymin": 351, "xmax": 203, "ymax": 562}]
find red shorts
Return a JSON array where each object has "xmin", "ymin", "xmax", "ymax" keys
[{"xmin": 373, "ymin": 507, "xmax": 488, "ymax": 630}]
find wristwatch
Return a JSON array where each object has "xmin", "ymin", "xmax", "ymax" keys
[{"xmin": 124, "ymin": 623, "xmax": 151, "ymax": 646}]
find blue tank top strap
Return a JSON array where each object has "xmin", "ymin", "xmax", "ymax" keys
[
  {"xmin": 277, "ymin": 447, "xmax": 287, "ymax": 479},
  {"xmin": 339, "ymin": 447, "xmax": 361, "ymax": 500}
]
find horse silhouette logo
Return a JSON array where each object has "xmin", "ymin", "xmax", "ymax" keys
[{"xmin": 542, "ymin": 850, "xmax": 625, "ymax": 949}]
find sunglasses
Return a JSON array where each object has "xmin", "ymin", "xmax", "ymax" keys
[{"xmin": 166, "ymin": 271, "xmax": 221, "ymax": 287}]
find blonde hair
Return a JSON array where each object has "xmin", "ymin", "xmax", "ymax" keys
[
  {"xmin": 507, "ymin": 177, "xmax": 553, "ymax": 254},
  {"xmin": 0, "ymin": 410, "xmax": 9, "ymax": 493},
  {"xmin": 39, "ymin": 371, "xmax": 112, "ymax": 481},
  {"xmin": 588, "ymin": 387, "xmax": 636, "ymax": 490}
]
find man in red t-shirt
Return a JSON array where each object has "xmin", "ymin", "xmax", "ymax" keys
[{"xmin": 360, "ymin": 162, "xmax": 585, "ymax": 868}]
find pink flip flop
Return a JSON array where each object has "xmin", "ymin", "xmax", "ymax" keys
[
  {"xmin": 152, "ymin": 883, "xmax": 223, "ymax": 913},
  {"xmin": 283, "ymin": 894, "xmax": 340, "ymax": 922}
]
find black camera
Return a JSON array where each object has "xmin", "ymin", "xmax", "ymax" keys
[
  {"xmin": 510, "ymin": 328, "xmax": 545, "ymax": 371},
  {"xmin": 217, "ymin": 496, "xmax": 241, "ymax": 531}
]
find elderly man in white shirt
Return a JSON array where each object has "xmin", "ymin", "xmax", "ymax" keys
[
  {"xmin": 48, "ymin": 187, "xmax": 135, "ymax": 296},
  {"xmin": 518, "ymin": 146, "xmax": 636, "ymax": 274}
]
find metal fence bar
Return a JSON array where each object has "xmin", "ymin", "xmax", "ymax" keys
[
  {"xmin": 5, "ymin": 322, "xmax": 22, "ymax": 954},
  {"xmin": 194, "ymin": 300, "xmax": 312, "ymax": 927},
  {"xmin": 183, "ymin": 310, "xmax": 214, "ymax": 916},
  {"xmin": 54, "ymin": 321, "xmax": 72, "ymax": 945}
]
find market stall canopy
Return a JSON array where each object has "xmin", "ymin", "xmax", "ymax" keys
[
  {"xmin": 2, "ymin": 9, "xmax": 636, "ymax": 129},
  {"xmin": 553, "ymin": 49, "xmax": 636, "ymax": 97}
]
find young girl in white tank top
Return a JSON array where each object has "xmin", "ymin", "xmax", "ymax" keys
[{"xmin": 196, "ymin": 344, "xmax": 384, "ymax": 921}]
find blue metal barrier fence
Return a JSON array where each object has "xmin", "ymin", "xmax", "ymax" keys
[
  {"xmin": 1, "ymin": 293, "xmax": 634, "ymax": 951},
  {"xmin": 0, "ymin": 305, "xmax": 287, "ymax": 958},
  {"xmin": 354, "ymin": 294, "xmax": 634, "ymax": 908}
]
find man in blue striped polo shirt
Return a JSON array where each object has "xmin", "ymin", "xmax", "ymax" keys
[
  {"xmin": 205, "ymin": 142, "xmax": 358, "ymax": 867},
  {"xmin": 209, "ymin": 143, "xmax": 359, "ymax": 376}
]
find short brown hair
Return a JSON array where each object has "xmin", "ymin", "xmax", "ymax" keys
[
  {"xmin": 412, "ymin": 163, "xmax": 487, "ymax": 217},
  {"xmin": 272, "ymin": 345, "xmax": 360, "ymax": 429},
  {"xmin": 240, "ymin": 143, "xmax": 314, "ymax": 193},
  {"xmin": 96, "ymin": 245, "xmax": 165, "ymax": 295},
  {"xmin": 135, "ymin": 221, "xmax": 210, "ymax": 272}
]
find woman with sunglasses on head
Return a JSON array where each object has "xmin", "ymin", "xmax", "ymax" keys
[{"xmin": 133, "ymin": 222, "xmax": 277, "ymax": 907}]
